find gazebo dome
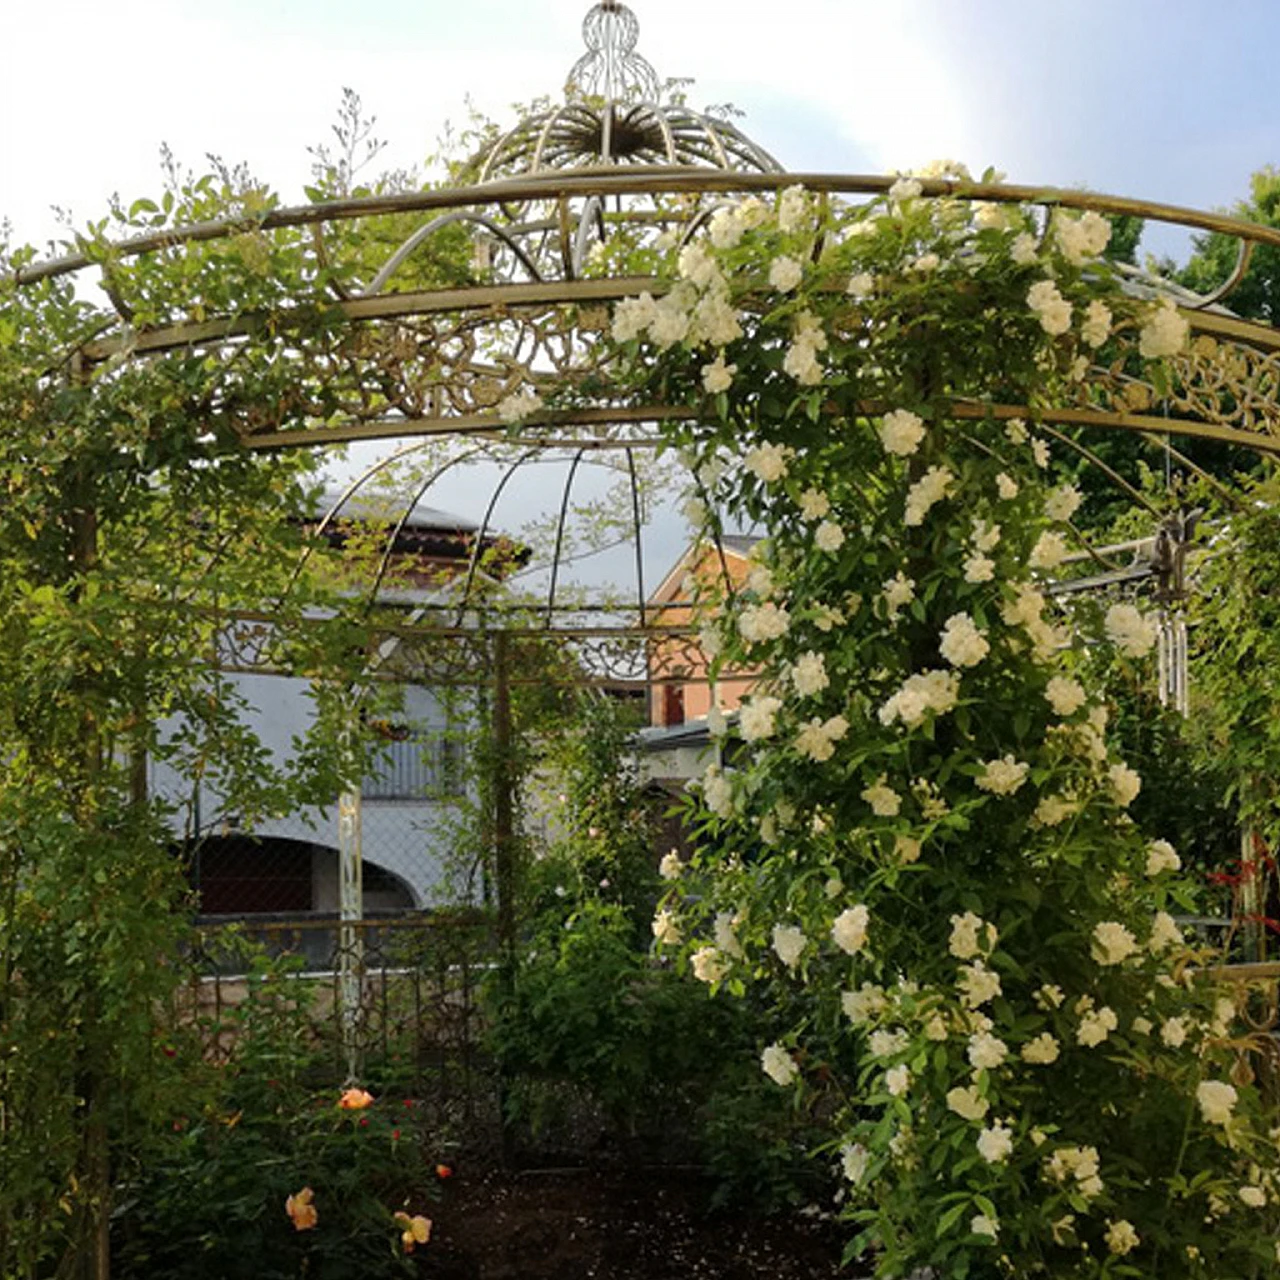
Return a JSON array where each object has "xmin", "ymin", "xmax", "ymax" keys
[{"xmin": 473, "ymin": 1, "xmax": 781, "ymax": 180}]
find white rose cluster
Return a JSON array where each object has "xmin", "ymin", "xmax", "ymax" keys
[
  {"xmin": 977, "ymin": 1123, "xmax": 1014, "ymax": 1164},
  {"xmin": 950, "ymin": 911, "xmax": 997, "ymax": 959},
  {"xmin": 1081, "ymin": 299, "xmax": 1113, "ymax": 348},
  {"xmin": 904, "ymin": 466, "xmax": 955, "ymax": 526},
  {"xmin": 1045, "ymin": 1145, "xmax": 1104, "ymax": 1199},
  {"xmin": 783, "ymin": 309, "xmax": 828, "ymax": 385},
  {"xmin": 958, "ymin": 961, "xmax": 1002, "ymax": 1009},
  {"xmin": 690, "ymin": 946, "xmax": 729, "ymax": 984},
  {"xmin": 879, "ymin": 669, "xmax": 961, "ymax": 728},
  {"xmin": 882, "ymin": 572, "xmax": 916, "ymax": 621},
  {"xmin": 1027, "ymin": 279, "xmax": 1072, "ymax": 336},
  {"xmin": 738, "ymin": 601, "xmax": 791, "ymax": 643},
  {"xmin": 1054, "ymin": 210, "xmax": 1111, "ymax": 265},
  {"xmin": 794, "ymin": 715, "xmax": 849, "ymax": 762}
]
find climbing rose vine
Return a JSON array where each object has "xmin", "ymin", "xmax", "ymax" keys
[{"xmin": 604, "ymin": 169, "xmax": 1279, "ymax": 1278}]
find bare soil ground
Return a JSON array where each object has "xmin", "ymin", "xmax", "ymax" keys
[{"xmin": 423, "ymin": 1166, "xmax": 859, "ymax": 1279}]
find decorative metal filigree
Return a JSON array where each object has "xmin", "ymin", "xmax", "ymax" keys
[{"xmin": 566, "ymin": 1, "xmax": 660, "ymax": 103}]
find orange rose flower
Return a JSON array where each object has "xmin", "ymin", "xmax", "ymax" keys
[
  {"xmin": 337, "ymin": 1087, "xmax": 374, "ymax": 1110},
  {"xmin": 285, "ymin": 1187, "xmax": 318, "ymax": 1232},
  {"xmin": 393, "ymin": 1211, "xmax": 432, "ymax": 1253}
]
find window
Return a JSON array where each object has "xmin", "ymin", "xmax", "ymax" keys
[{"xmin": 364, "ymin": 727, "xmax": 466, "ymax": 801}]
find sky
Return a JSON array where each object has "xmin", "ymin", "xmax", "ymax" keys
[{"xmin": 4, "ymin": 0, "xmax": 1279, "ymax": 591}]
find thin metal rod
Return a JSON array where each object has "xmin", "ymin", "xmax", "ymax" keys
[{"xmin": 545, "ymin": 450, "xmax": 587, "ymax": 626}]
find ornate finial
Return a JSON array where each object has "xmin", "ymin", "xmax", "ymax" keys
[{"xmin": 566, "ymin": 2, "xmax": 660, "ymax": 103}]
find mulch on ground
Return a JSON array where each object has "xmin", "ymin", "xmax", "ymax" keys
[{"xmin": 424, "ymin": 1165, "xmax": 860, "ymax": 1279}]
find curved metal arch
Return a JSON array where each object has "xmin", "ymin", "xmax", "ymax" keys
[
  {"xmin": 24, "ymin": 170, "xmax": 1280, "ymax": 289},
  {"xmin": 364, "ymin": 209, "xmax": 544, "ymax": 295}
]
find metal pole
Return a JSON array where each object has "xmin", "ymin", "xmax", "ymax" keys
[{"xmin": 337, "ymin": 700, "xmax": 364, "ymax": 1084}]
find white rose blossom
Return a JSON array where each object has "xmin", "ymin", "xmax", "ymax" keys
[
  {"xmin": 1081, "ymin": 299, "xmax": 1113, "ymax": 348},
  {"xmin": 691, "ymin": 946, "xmax": 730, "ymax": 984},
  {"xmin": 946, "ymin": 1085, "xmax": 990, "ymax": 1122},
  {"xmin": 658, "ymin": 850, "xmax": 683, "ymax": 880},
  {"xmin": 882, "ymin": 572, "xmax": 916, "ymax": 620},
  {"xmin": 862, "ymin": 776, "xmax": 902, "ymax": 817},
  {"xmin": 832, "ymin": 904, "xmax": 871, "ymax": 955},
  {"xmin": 768, "ymin": 255, "xmax": 804, "ymax": 293},
  {"xmin": 815, "ymin": 520, "xmax": 845, "ymax": 552},
  {"xmin": 1010, "ymin": 232, "xmax": 1039, "ymax": 265},
  {"xmin": 967, "ymin": 1031, "xmax": 1009, "ymax": 1071},
  {"xmin": 739, "ymin": 694, "xmax": 783, "ymax": 743},
  {"xmin": 1021, "ymin": 1032, "xmax": 1061, "ymax": 1065},
  {"xmin": 950, "ymin": 911, "xmax": 997, "ymax": 960},
  {"xmin": 971, "ymin": 1213, "xmax": 999, "ymax": 1240},
  {"xmin": 1045, "ymin": 676, "xmax": 1087, "ymax": 716},
  {"xmin": 841, "ymin": 1142, "xmax": 870, "ymax": 1184},
  {"xmin": 847, "ymin": 271, "xmax": 875, "ymax": 300},
  {"xmin": 789, "ymin": 652, "xmax": 829, "ymax": 697},
  {"xmin": 1160, "ymin": 1016, "xmax": 1189, "ymax": 1048},
  {"xmin": 771, "ymin": 923, "xmax": 808, "ymax": 969},
  {"xmin": 1092, "ymin": 921, "xmax": 1139, "ymax": 966},
  {"xmin": 884, "ymin": 1064, "xmax": 912, "ymax": 1096},
  {"xmin": 738, "ymin": 601, "xmax": 791, "ymax": 643},
  {"xmin": 498, "ymin": 389, "xmax": 544, "ymax": 423},
  {"xmin": 1140, "ymin": 296, "xmax": 1189, "ymax": 359},
  {"xmin": 958, "ymin": 961, "xmax": 1002, "ymax": 1008},
  {"xmin": 976, "ymin": 755, "xmax": 1029, "ymax": 797},
  {"xmin": 1149, "ymin": 911, "xmax": 1184, "ymax": 953},
  {"xmin": 972, "ymin": 519, "xmax": 1002, "ymax": 551},
  {"xmin": 761, "ymin": 1043, "xmax": 799, "ymax": 1086},
  {"xmin": 701, "ymin": 354, "xmax": 736, "ymax": 394},
  {"xmin": 1105, "ymin": 1221, "xmax": 1140, "ymax": 1257},
  {"xmin": 939, "ymin": 612, "xmax": 990, "ymax": 668},
  {"xmin": 1197, "ymin": 1080, "xmax": 1238, "ymax": 1125},
  {"xmin": 652, "ymin": 908, "xmax": 682, "ymax": 946},
  {"xmin": 964, "ymin": 553, "xmax": 995, "ymax": 583},
  {"xmin": 777, "ymin": 184, "xmax": 810, "ymax": 233},
  {"xmin": 842, "ymin": 982, "xmax": 888, "ymax": 1025},
  {"xmin": 744, "ymin": 443, "xmax": 792, "ymax": 484},
  {"xmin": 1044, "ymin": 485, "xmax": 1084, "ymax": 523},
  {"xmin": 798, "ymin": 487, "xmax": 830, "ymax": 520},
  {"xmin": 1076, "ymin": 1003, "xmax": 1118, "ymax": 1048},
  {"xmin": 996, "ymin": 472, "xmax": 1019, "ymax": 500},
  {"xmin": 713, "ymin": 911, "xmax": 745, "ymax": 959},
  {"xmin": 1146, "ymin": 839, "xmax": 1182, "ymax": 876},
  {"xmin": 878, "ymin": 409, "xmax": 927, "ymax": 457},
  {"xmin": 1109, "ymin": 762, "xmax": 1142, "ymax": 806},
  {"xmin": 1105, "ymin": 602, "xmax": 1158, "ymax": 657},
  {"xmin": 977, "ymin": 1124, "xmax": 1014, "ymax": 1164},
  {"xmin": 869, "ymin": 1027, "xmax": 908, "ymax": 1058}
]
